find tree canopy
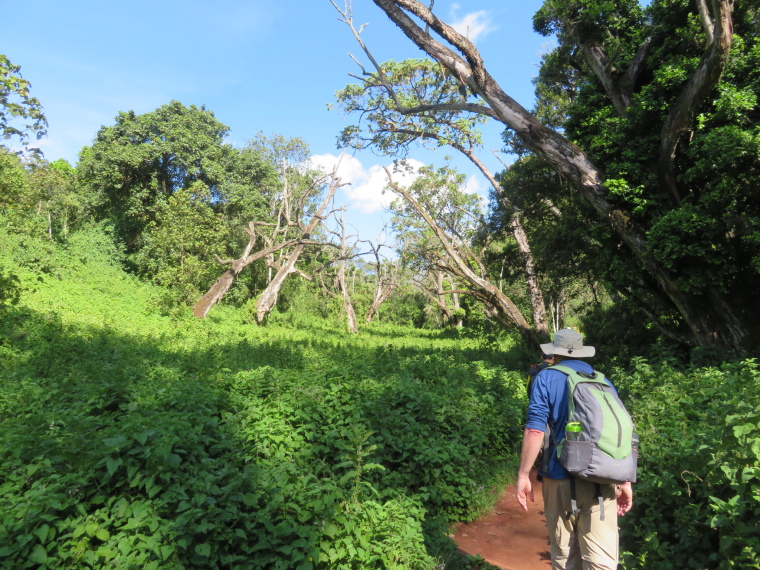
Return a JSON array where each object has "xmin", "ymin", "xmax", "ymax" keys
[
  {"xmin": 0, "ymin": 54, "xmax": 47, "ymax": 155},
  {"xmin": 367, "ymin": 0, "xmax": 759, "ymax": 352}
]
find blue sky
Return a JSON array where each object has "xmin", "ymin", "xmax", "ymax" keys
[{"xmin": 4, "ymin": 1, "xmax": 550, "ymax": 243}]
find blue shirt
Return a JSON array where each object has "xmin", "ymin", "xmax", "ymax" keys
[{"xmin": 526, "ymin": 359, "xmax": 615, "ymax": 479}]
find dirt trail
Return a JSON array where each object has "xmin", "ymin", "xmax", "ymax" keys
[{"xmin": 451, "ymin": 474, "xmax": 551, "ymax": 570}]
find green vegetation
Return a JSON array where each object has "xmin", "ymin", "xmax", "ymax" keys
[
  {"xmin": 3, "ymin": 1, "xmax": 760, "ymax": 565},
  {"xmin": 493, "ymin": 0, "xmax": 760, "ymax": 350},
  {"xmin": 0, "ymin": 226, "xmax": 525, "ymax": 569},
  {"xmin": 3, "ymin": 223, "xmax": 759, "ymax": 569},
  {"xmin": 0, "ymin": 54, "xmax": 47, "ymax": 154},
  {"xmin": 615, "ymin": 357, "xmax": 760, "ymax": 569}
]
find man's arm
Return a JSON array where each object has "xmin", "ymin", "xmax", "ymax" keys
[{"xmin": 516, "ymin": 428, "xmax": 545, "ymax": 511}]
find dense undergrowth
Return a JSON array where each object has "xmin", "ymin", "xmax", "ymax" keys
[
  {"xmin": 0, "ymin": 227, "xmax": 527, "ymax": 569},
  {"xmin": 613, "ymin": 357, "xmax": 760, "ymax": 569},
  {"xmin": 2, "ymin": 226, "xmax": 759, "ymax": 569}
]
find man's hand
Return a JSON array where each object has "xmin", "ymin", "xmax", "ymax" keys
[
  {"xmin": 516, "ymin": 472, "xmax": 534, "ymax": 511},
  {"xmin": 516, "ymin": 428, "xmax": 544, "ymax": 511},
  {"xmin": 616, "ymin": 482, "xmax": 633, "ymax": 516}
]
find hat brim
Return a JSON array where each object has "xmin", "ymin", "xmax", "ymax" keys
[{"xmin": 540, "ymin": 343, "xmax": 596, "ymax": 358}]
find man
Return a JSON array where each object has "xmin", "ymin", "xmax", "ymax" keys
[
  {"xmin": 516, "ymin": 328, "xmax": 633, "ymax": 570},
  {"xmin": 527, "ymin": 352, "xmax": 554, "ymax": 395}
]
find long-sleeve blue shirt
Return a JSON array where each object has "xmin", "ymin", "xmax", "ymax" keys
[{"xmin": 526, "ymin": 359, "xmax": 615, "ymax": 479}]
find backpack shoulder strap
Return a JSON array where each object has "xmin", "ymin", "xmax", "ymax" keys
[
  {"xmin": 546, "ymin": 364, "xmax": 602, "ymax": 436},
  {"xmin": 549, "ymin": 364, "xmax": 601, "ymax": 380}
]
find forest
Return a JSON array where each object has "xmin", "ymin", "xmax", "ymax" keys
[{"xmin": 1, "ymin": 0, "xmax": 759, "ymax": 568}]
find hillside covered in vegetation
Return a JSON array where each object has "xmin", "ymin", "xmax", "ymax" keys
[{"xmin": 0, "ymin": 225, "xmax": 758, "ymax": 569}]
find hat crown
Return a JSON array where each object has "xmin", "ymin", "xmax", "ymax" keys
[
  {"xmin": 539, "ymin": 328, "xmax": 596, "ymax": 358},
  {"xmin": 554, "ymin": 328, "xmax": 583, "ymax": 348}
]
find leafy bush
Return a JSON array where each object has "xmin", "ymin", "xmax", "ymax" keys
[{"xmin": 616, "ymin": 358, "xmax": 760, "ymax": 569}]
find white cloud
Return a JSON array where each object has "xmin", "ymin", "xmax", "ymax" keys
[
  {"xmin": 449, "ymin": 9, "xmax": 496, "ymax": 43},
  {"xmin": 309, "ymin": 153, "xmax": 424, "ymax": 214},
  {"xmin": 463, "ymin": 174, "xmax": 484, "ymax": 196}
]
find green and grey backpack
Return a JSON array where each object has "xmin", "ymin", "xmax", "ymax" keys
[{"xmin": 551, "ymin": 364, "xmax": 638, "ymax": 485}]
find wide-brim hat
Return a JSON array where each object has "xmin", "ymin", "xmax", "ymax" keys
[{"xmin": 540, "ymin": 328, "xmax": 595, "ymax": 358}]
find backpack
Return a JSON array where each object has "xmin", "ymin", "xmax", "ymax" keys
[{"xmin": 550, "ymin": 364, "xmax": 638, "ymax": 485}]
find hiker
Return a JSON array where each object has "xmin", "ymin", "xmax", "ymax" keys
[
  {"xmin": 516, "ymin": 328, "xmax": 634, "ymax": 570},
  {"xmin": 527, "ymin": 352, "xmax": 554, "ymax": 397}
]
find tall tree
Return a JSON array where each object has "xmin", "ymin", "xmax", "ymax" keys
[
  {"xmin": 332, "ymin": 4, "xmax": 549, "ymax": 339},
  {"xmin": 77, "ymin": 101, "xmax": 263, "ymax": 250},
  {"xmin": 364, "ymin": 0, "xmax": 757, "ymax": 351}
]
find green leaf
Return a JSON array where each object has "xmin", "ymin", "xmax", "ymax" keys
[
  {"xmin": 30, "ymin": 545, "xmax": 47, "ymax": 564},
  {"xmin": 322, "ymin": 522, "xmax": 338, "ymax": 538},
  {"xmin": 195, "ymin": 543, "xmax": 211, "ymax": 557},
  {"xmin": 160, "ymin": 545, "xmax": 175, "ymax": 560},
  {"xmin": 34, "ymin": 524, "xmax": 49, "ymax": 543},
  {"xmin": 103, "ymin": 435, "xmax": 128, "ymax": 448},
  {"xmin": 96, "ymin": 529, "xmax": 110, "ymax": 542},
  {"xmin": 106, "ymin": 457, "xmax": 123, "ymax": 476}
]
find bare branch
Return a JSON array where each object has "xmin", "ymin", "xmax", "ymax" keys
[{"xmin": 697, "ymin": 0, "xmax": 715, "ymax": 43}]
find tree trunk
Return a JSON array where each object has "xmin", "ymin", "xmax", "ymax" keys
[
  {"xmin": 337, "ymin": 258, "xmax": 359, "ymax": 333},
  {"xmin": 366, "ymin": 284, "xmax": 394, "ymax": 323},
  {"xmin": 255, "ymin": 244, "xmax": 304, "ymax": 324},
  {"xmin": 193, "ymin": 222, "xmax": 299, "ymax": 319},
  {"xmin": 254, "ymin": 173, "xmax": 341, "ymax": 324}
]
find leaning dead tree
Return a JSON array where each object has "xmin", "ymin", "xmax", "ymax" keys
[
  {"xmin": 363, "ymin": 0, "xmax": 741, "ymax": 350},
  {"xmin": 193, "ymin": 223, "xmax": 301, "ymax": 319},
  {"xmin": 386, "ymin": 167, "xmax": 536, "ymax": 344},
  {"xmin": 193, "ymin": 168, "xmax": 344, "ymax": 319},
  {"xmin": 254, "ymin": 173, "xmax": 344, "ymax": 324}
]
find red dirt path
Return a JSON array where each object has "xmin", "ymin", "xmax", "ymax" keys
[{"xmin": 451, "ymin": 474, "xmax": 552, "ymax": 570}]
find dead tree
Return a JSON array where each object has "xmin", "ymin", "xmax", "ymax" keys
[
  {"xmin": 254, "ymin": 172, "xmax": 344, "ymax": 324},
  {"xmin": 365, "ymin": 246, "xmax": 400, "ymax": 324},
  {"xmin": 386, "ymin": 168, "xmax": 536, "ymax": 344},
  {"xmin": 313, "ymin": 209, "xmax": 360, "ymax": 333},
  {"xmin": 193, "ymin": 168, "xmax": 343, "ymax": 319},
  {"xmin": 193, "ymin": 222, "xmax": 302, "ymax": 319}
]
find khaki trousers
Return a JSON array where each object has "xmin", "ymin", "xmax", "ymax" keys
[{"xmin": 542, "ymin": 477, "xmax": 619, "ymax": 570}]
